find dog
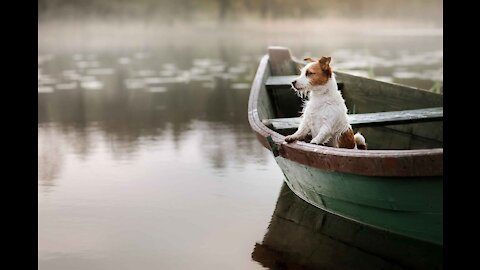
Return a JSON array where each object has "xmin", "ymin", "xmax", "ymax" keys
[{"xmin": 285, "ymin": 56, "xmax": 367, "ymax": 150}]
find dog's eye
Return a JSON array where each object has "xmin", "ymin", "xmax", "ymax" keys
[{"xmin": 305, "ymin": 70, "xmax": 312, "ymax": 76}]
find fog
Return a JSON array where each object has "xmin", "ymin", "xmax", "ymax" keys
[
  {"xmin": 39, "ymin": 0, "xmax": 442, "ymax": 53},
  {"xmin": 39, "ymin": 0, "xmax": 442, "ymax": 24}
]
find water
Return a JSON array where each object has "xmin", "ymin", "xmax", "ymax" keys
[{"xmin": 38, "ymin": 20, "xmax": 442, "ymax": 269}]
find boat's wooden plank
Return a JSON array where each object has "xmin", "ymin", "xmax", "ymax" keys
[
  {"xmin": 262, "ymin": 107, "xmax": 443, "ymax": 130},
  {"xmin": 263, "ymin": 117, "xmax": 301, "ymax": 130},
  {"xmin": 266, "ymin": 75, "xmax": 344, "ymax": 90},
  {"xmin": 349, "ymin": 107, "xmax": 443, "ymax": 126},
  {"xmin": 256, "ymin": 56, "xmax": 276, "ymax": 120},
  {"xmin": 265, "ymin": 49, "xmax": 303, "ymax": 118},
  {"xmin": 268, "ymin": 47, "xmax": 297, "ymax": 76},
  {"xmin": 334, "ymin": 71, "xmax": 443, "ymax": 113},
  {"xmin": 266, "ymin": 75, "xmax": 297, "ymax": 87},
  {"xmin": 333, "ymin": 70, "xmax": 443, "ymax": 141},
  {"xmin": 357, "ymin": 126, "xmax": 443, "ymax": 150}
]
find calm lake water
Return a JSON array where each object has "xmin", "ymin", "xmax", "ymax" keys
[{"xmin": 38, "ymin": 21, "xmax": 442, "ymax": 269}]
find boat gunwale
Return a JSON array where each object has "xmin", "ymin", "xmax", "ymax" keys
[{"xmin": 248, "ymin": 54, "xmax": 443, "ymax": 177}]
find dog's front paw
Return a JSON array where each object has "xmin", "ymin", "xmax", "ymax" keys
[
  {"xmin": 285, "ymin": 135, "xmax": 298, "ymax": 143},
  {"xmin": 310, "ymin": 138, "xmax": 321, "ymax": 144},
  {"xmin": 310, "ymin": 138, "xmax": 326, "ymax": 145}
]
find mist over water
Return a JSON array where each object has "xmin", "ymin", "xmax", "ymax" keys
[
  {"xmin": 38, "ymin": 0, "xmax": 443, "ymax": 24},
  {"xmin": 38, "ymin": 1, "xmax": 442, "ymax": 269}
]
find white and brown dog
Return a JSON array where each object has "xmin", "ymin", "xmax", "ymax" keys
[{"xmin": 285, "ymin": 56, "xmax": 367, "ymax": 150}]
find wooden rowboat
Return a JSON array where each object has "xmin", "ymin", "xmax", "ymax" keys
[{"xmin": 248, "ymin": 46, "xmax": 443, "ymax": 245}]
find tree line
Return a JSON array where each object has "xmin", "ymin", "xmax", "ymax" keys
[{"xmin": 38, "ymin": 0, "xmax": 442, "ymax": 23}]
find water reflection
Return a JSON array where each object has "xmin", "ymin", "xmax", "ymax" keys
[
  {"xmin": 38, "ymin": 125, "xmax": 65, "ymax": 189},
  {"xmin": 38, "ymin": 49, "xmax": 263, "ymax": 180},
  {"xmin": 253, "ymin": 183, "xmax": 442, "ymax": 270}
]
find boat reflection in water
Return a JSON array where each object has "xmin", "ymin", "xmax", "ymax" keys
[{"xmin": 252, "ymin": 183, "xmax": 442, "ymax": 270}]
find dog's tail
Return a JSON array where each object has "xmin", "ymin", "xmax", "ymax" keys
[{"xmin": 354, "ymin": 132, "xmax": 367, "ymax": 150}]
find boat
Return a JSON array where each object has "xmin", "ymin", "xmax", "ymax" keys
[
  {"xmin": 247, "ymin": 46, "xmax": 443, "ymax": 246},
  {"xmin": 252, "ymin": 183, "xmax": 442, "ymax": 270}
]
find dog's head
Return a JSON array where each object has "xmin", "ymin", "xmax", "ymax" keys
[{"xmin": 291, "ymin": 56, "xmax": 332, "ymax": 95}]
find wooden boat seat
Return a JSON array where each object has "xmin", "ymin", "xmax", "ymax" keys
[
  {"xmin": 265, "ymin": 75, "xmax": 297, "ymax": 88},
  {"xmin": 262, "ymin": 107, "xmax": 443, "ymax": 130},
  {"xmin": 266, "ymin": 75, "xmax": 344, "ymax": 90}
]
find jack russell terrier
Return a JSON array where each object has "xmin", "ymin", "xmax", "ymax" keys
[{"xmin": 285, "ymin": 56, "xmax": 367, "ymax": 150}]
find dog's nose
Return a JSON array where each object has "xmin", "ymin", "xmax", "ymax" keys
[{"xmin": 292, "ymin": 80, "xmax": 297, "ymax": 87}]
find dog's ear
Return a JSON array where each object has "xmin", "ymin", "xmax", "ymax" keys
[
  {"xmin": 319, "ymin": 56, "xmax": 331, "ymax": 70},
  {"xmin": 304, "ymin": 57, "xmax": 316, "ymax": 63}
]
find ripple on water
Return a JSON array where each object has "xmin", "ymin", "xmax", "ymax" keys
[
  {"xmin": 81, "ymin": 80, "xmax": 104, "ymax": 90},
  {"xmin": 62, "ymin": 70, "xmax": 78, "ymax": 76},
  {"xmin": 227, "ymin": 66, "xmax": 247, "ymax": 74},
  {"xmin": 216, "ymin": 73, "xmax": 238, "ymax": 80},
  {"xmin": 338, "ymin": 69, "xmax": 370, "ymax": 78},
  {"xmin": 144, "ymin": 77, "xmax": 187, "ymax": 85},
  {"xmin": 38, "ymin": 86, "xmax": 54, "ymax": 93},
  {"xmin": 125, "ymin": 78, "xmax": 146, "ymax": 89},
  {"xmin": 56, "ymin": 82, "xmax": 78, "ymax": 90},
  {"xmin": 201, "ymin": 82, "xmax": 215, "ymax": 89},
  {"xmin": 134, "ymin": 52, "xmax": 148, "ymax": 59},
  {"xmin": 159, "ymin": 70, "xmax": 176, "ymax": 77},
  {"xmin": 208, "ymin": 65, "xmax": 226, "ymax": 73},
  {"xmin": 118, "ymin": 57, "xmax": 131, "ymax": 65},
  {"xmin": 63, "ymin": 72, "xmax": 82, "ymax": 81},
  {"xmin": 239, "ymin": 55, "xmax": 252, "ymax": 62},
  {"xmin": 380, "ymin": 51, "xmax": 443, "ymax": 67},
  {"xmin": 38, "ymin": 76, "xmax": 57, "ymax": 85},
  {"xmin": 230, "ymin": 83, "xmax": 251, "ymax": 90},
  {"xmin": 87, "ymin": 68, "xmax": 115, "ymax": 76},
  {"xmin": 190, "ymin": 67, "xmax": 206, "ymax": 75},
  {"xmin": 137, "ymin": 70, "xmax": 156, "ymax": 77},
  {"xmin": 80, "ymin": 76, "xmax": 97, "ymax": 81},
  {"xmin": 73, "ymin": 54, "xmax": 83, "ymax": 61},
  {"xmin": 190, "ymin": 75, "xmax": 213, "ymax": 82},
  {"xmin": 38, "ymin": 54, "xmax": 53, "ymax": 65},
  {"xmin": 148, "ymin": 87, "xmax": 167, "ymax": 93},
  {"xmin": 393, "ymin": 69, "xmax": 442, "ymax": 81},
  {"xmin": 193, "ymin": 59, "xmax": 213, "ymax": 67},
  {"xmin": 86, "ymin": 54, "xmax": 97, "ymax": 61},
  {"xmin": 162, "ymin": 63, "xmax": 176, "ymax": 70},
  {"xmin": 76, "ymin": 61, "xmax": 100, "ymax": 69}
]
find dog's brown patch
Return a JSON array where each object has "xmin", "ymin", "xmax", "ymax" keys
[
  {"xmin": 338, "ymin": 128, "xmax": 356, "ymax": 149},
  {"xmin": 307, "ymin": 56, "xmax": 332, "ymax": 86}
]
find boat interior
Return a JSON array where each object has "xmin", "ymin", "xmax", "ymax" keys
[{"xmin": 260, "ymin": 58, "xmax": 443, "ymax": 151}]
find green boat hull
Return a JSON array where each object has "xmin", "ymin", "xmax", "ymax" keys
[
  {"xmin": 253, "ymin": 183, "xmax": 442, "ymax": 269},
  {"xmin": 275, "ymin": 156, "xmax": 442, "ymax": 245}
]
